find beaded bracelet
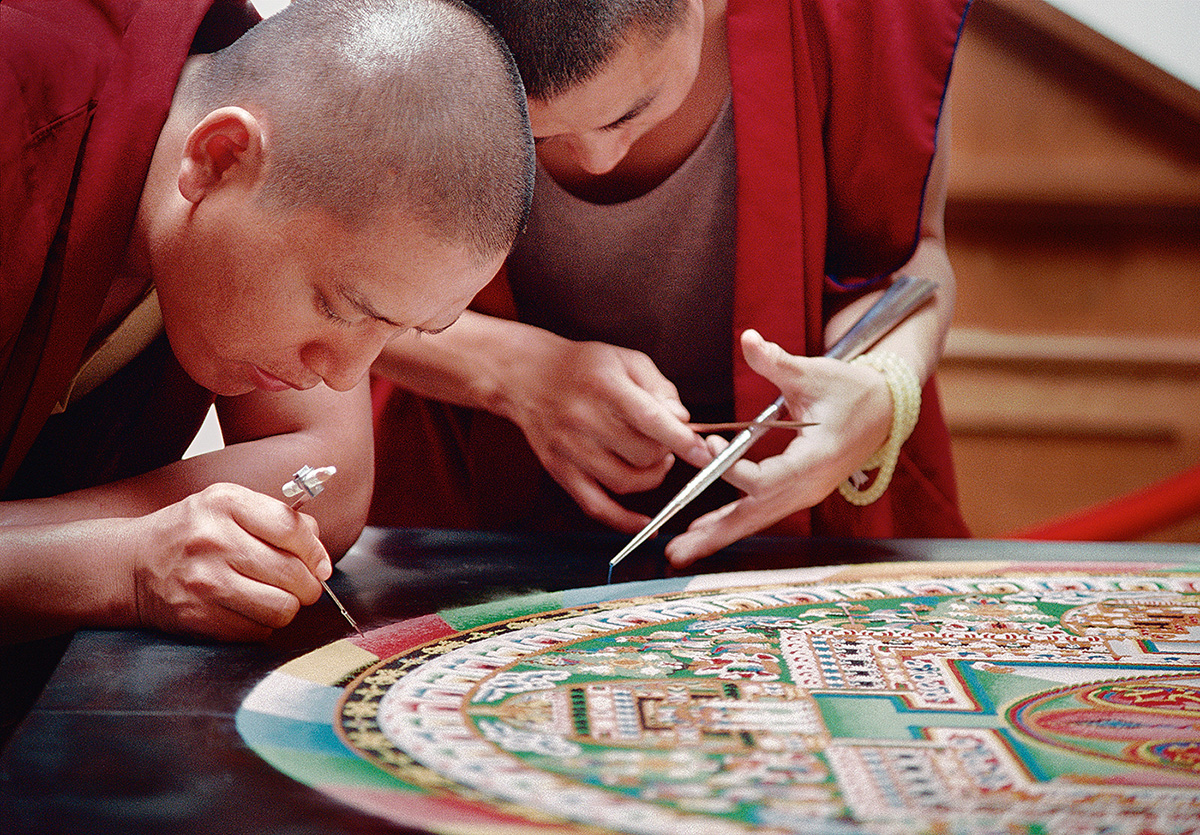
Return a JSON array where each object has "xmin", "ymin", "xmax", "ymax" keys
[{"xmin": 837, "ymin": 350, "xmax": 921, "ymax": 506}]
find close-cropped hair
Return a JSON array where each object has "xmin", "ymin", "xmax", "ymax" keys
[
  {"xmin": 184, "ymin": 0, "xmax": 534, "ymax": 260},
  {"xmin": 462, "ymin": 0, "xmax": 689, "ymax": 101}
]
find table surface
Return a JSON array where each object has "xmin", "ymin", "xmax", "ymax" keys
[{"xmin": 2, "ymin": 528, "xmax": 1197, "ymax": 834}]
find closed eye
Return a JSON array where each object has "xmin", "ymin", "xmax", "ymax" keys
[
  {"xmin": 600, "ymin": 93, "xmax": 654, "ymax": 132},
  {"xmin": 317, "ymin": 293, "xmax": 353, "ymax": 327}
]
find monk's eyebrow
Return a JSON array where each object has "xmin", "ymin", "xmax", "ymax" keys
[
  {"xmin": 337, "ymin": 284, "xmax": 403, "ymax": 329},
  {"xmin": 601, "ymin": 92, "xmax": 655, "ymax": 131}
]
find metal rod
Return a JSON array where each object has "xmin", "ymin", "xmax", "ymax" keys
[
  {"xmin": 283, "ymin": 466, "xmax": 364, "ymax": 638},
  {"xmin": 688, "ymin": 420, "xmax": 816, "ymax": 432}
]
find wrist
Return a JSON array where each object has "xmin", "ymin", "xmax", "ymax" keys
[
  {"xmin": 838, "ymin": 351, "xmax": 922, "ymax": 506},
  {"xmin": 0, "ymin": 516, "xmax": 142, "ymax": 638},
  {"xmin": 83, "ymin": 515, "xmax": 145, "ymax": 629},
  {"xmin": 484, "ymin": 326, "xmax": 567, "ymax": 424}
]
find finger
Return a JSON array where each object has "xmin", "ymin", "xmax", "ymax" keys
[
  {"xmin": 592, "ymin": 415, "xmax": 685, "ymax": 471},
  {"xmin": 606, "ymin": 369, "xmax": 710, "ymax": 469},
  {"xmin": 623, "ymin": 352, "xmax": 690, "ymax": 420},
  {"xmin": 739, "ymin": 330, "xmax": 827, "ymax": 412},
  {"xmin": 164, "ymin": 561, "xmax": 303, "ymax": 636},
  {"xmin": 740, "ymin": 329, "xmax": 795, "ymax": 381},
  {"xmin": 546, "ymin": 388, "xmax": 673, "ymax": 472},
  {"xmin": 705, "ymin": 434, "xmax": 731, "ymax": 456},
  {"xmin": 228, "ymin": 495, "xmax": 332, "ymax": 581},
  {"xmin": 291, "ymin": 511, "xmax": 332, "ymax": 582},
  {"xmin": 699, "ymin": 433, "xmax": 769, "ymax": 495},
  {"xmin": 189, "ymin": 606, "xmax": 275, "ymax": 643},
  {"xmin": 665, "ymin": 494, "xmax": 784, "ymax": 568},
  {"xmin": 226, "ymin": 542, "xmax": 325, "ymax": 607},
  {"xmin": 589, "ymin": 394, "xmax": 708, "ymax": 471},
  {"xmin": 721, "ymin": 447, "xmax": 844, "ymax": 514},
  {"xmin": 580, "ymin": 445, "xmax": 676, "ymax": 495},
  {"xmin": 550, "ymin": 461, "xmax": 654, "ymax": 534},
  {"xmin": 213, "ymin": 574, "xmax": 305, "ymax": 631}
]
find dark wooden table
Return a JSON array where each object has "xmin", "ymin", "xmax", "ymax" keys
[{"xmin": 2, "ymin": 528, "xmax": 1196, "ymax": 834}]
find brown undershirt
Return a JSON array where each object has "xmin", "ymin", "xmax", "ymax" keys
[{"xmin": 508, "ymin": 95, "xmax": 737, "ymax": 423}]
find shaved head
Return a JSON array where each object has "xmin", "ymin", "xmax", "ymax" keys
[{"xmin": 183, "ymin": 0, "xmax": 534, "ymax": 260}]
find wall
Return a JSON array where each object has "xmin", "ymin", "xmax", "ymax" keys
[{"xmin": 940, "ymin": 0, "xmax": 1200, "ymax": 541}]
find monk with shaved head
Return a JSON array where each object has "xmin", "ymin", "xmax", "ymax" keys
[{"xmin": 0, "ymin": 0, "xmax": 533, "ymax": 664}]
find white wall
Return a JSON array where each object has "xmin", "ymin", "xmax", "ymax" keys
[
  {"xmin": 183, "ymin": 405, "xmax": 224, "ymax": 459},
  {"xmin": 251, "ymin": 0, "xmax": 290, "ymax": 17},
  {"xmin": 1044, "ymin": 0, "xmax": 1200, "ymax": 91}
]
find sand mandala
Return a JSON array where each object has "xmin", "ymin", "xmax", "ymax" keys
[{"xmin": 237, "ymin": 560, "xmax": 1200, "ymax": 834}]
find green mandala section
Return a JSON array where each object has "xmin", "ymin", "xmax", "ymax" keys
[{"xmin": 241, "ymin": 564, "xmax": 1200, "ymax": 835}]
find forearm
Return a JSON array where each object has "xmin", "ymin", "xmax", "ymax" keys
[
  {"xmin": 826, "ymin": 99, "xmax": 956, "ymax": 385},
  {"xmin": 373, "ymin": 309, "xmax": 557, "ymax": 422},
  {"xmin": 147, "ymin": 436, "xmax": 368, "ymax": 557},
  {"xmin": 0, "ymin": 517, "xmax": 137, "ymax": 640},
  {"xmin": 0, "ymin": 385, "xmax": 373, "ymax": 558},
  {"xmin": 824, "ymin": 236, "xmax": 956, "ymax": 385},
  {"xmin": 204, "ymin": 382, "xmax": 372, "ymax": 556}
]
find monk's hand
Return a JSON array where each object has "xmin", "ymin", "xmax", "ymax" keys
[
  {"xmin": 126, "ymin": 483, "xmax": 332, "ymax": 641},
  {"xmin": 664, "ymin": 330, "xmax": 893, "ymax": 567},
  {"xmin": 498, "ymin": 334, "xmax": 712, "ymax": 533}
]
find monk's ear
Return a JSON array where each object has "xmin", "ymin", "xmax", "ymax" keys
[{"xmin": 177, "ymin": 107, "xmax": 266, "ymax": 204}]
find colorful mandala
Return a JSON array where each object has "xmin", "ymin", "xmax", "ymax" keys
[{"xmin": 237, "ymin": 561, "xmax": 1200, "ymax": 835}]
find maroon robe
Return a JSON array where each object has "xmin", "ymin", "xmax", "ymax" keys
[
  {"xmin": 0, "ymin": 0, "xmax": 257, "ymax": 499},
  {"xmin": 370, "ymin": 0, "xmax": 972, "ymax": 541}
]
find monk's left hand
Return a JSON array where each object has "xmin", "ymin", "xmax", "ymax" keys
[{"xmin": 663, "ymin": 329, "xmax": 894, "ymax": 567}]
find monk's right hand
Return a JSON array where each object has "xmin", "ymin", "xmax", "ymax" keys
[
  {"xmin": 497, "ymin": 336, "xmax": 713, "ymax": 533},
  {"xmin": 124, "ymin": 483, "xmax": 332, "ymax": 641}
]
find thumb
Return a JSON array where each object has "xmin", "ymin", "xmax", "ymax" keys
[{"xmin": 740, "ymin": 329, "xmax": 795, "ymax": 383}]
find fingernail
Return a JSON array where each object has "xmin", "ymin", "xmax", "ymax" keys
[{"xmin": 318, "ymin": 556, "xmax": 332, "ymax": 581}]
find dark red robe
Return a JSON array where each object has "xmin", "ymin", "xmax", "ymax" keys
[
  {"xmin": 0, "ymin": 0, "xmax": 257, "ymax": 499},
  {"xmin": 0, "ymin": 0, "xmax": 260, "ymax": 744},
  {"xmin": 370, "ymin": 0, "xmax": 973, "ymax": 541}
]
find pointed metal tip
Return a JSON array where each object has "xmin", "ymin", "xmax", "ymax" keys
[
  {"xmin": 610, "ymin": 532, "xmax": 650, "ymax": 568},
  {"xmin": 321, "ymin": 578, "xmax": 360, "ymax": 636}
]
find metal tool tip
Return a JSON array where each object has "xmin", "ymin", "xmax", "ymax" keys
[{"xmin": 609, "ymin": 538, "xmax": 643, "ymax": 568}]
